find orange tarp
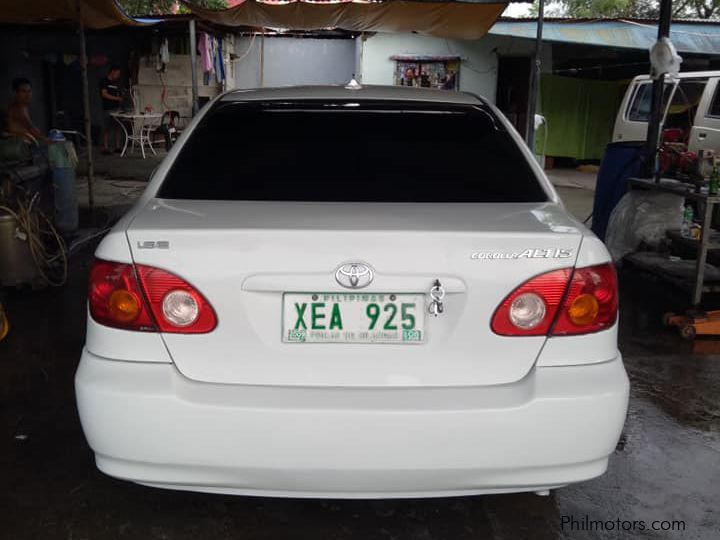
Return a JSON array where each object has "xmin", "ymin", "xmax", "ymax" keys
[
  {"xmin": 183, "ymin": 0, "xmax": 508, "ymax": 40},
  {"xmin": 0, "ymin": 0, "xmax": 143, "ymax": 29}
]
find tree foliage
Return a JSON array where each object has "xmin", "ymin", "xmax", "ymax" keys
[
  {"xmin": 540, "ymin": 0, "xmax": 720, "ymax": 19},
  {"xmin": 119, "ymin": 0, "xmax": 228, "ymax": 17}
]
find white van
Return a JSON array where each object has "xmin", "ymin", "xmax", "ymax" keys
[{"xmin": 613, "ymin": 71, "xmax": 720, "ymax": 152}]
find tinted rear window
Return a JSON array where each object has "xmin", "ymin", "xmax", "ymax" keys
[{"xmin": 158, "ymin": 101, "xmax": 547, "ymax": 203}]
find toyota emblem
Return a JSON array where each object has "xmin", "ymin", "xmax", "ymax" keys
[{"xmin": 335, "ymin": 262, "xmax": 374, "ymax": 289}]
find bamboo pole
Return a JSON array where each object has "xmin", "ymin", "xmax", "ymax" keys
[
  {"xmin": 76, "ymin": 0, "xmax": 95, "ymax": 215},
  {"xmin": 189, "ymin": 18, "xmax": 199, "ymax": 116},
  {"xmin": 260, "ymin": 28, "xmax": 265, "ymax": 87}
]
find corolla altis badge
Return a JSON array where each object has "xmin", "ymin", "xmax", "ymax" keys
[
  {"xmin": 471, "ymin": 248, "xmax": 573, "ymax": 260},
  {"xmin": 335, "ymin": 262, "xmax": 374, "ymax": 289}
]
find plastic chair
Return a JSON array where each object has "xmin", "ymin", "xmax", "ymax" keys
[{"xmin": 151, "ymin": 110, "xmax": 182, "ymax": 151}]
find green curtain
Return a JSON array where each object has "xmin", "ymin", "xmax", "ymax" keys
[{"xmin": 536, "ymin": 75, "xmax": 624, "ymax": 161}]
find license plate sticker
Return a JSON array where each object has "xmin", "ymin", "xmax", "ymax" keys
[{"xmin": 283, "ymin": 293, "xmax": 425, "ymax": 344}]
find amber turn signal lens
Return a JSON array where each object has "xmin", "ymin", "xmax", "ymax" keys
[
  {"xmin": 567, "ymin": 293, "xmax": 600, "ymax": 326},
  {"xmin": 108, "ymin": 289, "xmax": 141, "ymax": 323}
]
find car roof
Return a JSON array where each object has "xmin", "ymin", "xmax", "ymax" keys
[
  {"xmin": 633, "ymin": 70, "xmax": 720, "ymax": 82},
  {"xmin": 219, "ymin": 85, "xmax": 484, "ymax": 105}
]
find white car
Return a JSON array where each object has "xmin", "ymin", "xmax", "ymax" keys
[{"xmin": 75, "ymin": 85, "xmax": 629, "ymax": 499}]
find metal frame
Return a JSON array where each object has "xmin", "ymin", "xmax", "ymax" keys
[{"xmin": 628, "ymin": 177, "xmax": 719, "ymax": 306}]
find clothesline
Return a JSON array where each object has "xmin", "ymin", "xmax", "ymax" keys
[{"xmin": 198, "ymin": 32, "xmax": 226, "ymax": 85}]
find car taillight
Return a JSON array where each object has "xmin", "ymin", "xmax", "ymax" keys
[
  {"xmin": 135, "ymin": 264, "xmax": 217, "ymax": 333},
  {"xmin": 552, "ymin": 263, "xmax": 618, "ymax": 335},
  {"xmin": 89, "ymin": 261, "xmax": 156, "ymax": 331},
  {"xmin": 491, "ymin": 263, "xmax": 617, "ymax": 337},
  {"xmin": 88, "ymin": 259, "xmax": 217, "ymax": 333}
]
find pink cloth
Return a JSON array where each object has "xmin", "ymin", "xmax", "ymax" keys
[{"xmin": 198, "ymin": 32, "xmax": 213, "ymax": 73}]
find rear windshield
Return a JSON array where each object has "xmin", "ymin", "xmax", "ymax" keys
[{"xmin": 158, "ymin": 100, "xmax": 547, "ymax": 203}]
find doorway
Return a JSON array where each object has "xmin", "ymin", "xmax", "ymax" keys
[{"xmin": 496, "ymin": 56, "xmax": 531, "ymax": 135}]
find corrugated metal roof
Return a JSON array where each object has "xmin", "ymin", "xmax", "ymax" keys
[{"xmin": 489, "ymin": 18, "xmax": 720, "ymax": 55}]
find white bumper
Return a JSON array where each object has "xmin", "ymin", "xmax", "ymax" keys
[{"xmin": 75, "ymin": 351, "xmax": 629, "ymax": 498}]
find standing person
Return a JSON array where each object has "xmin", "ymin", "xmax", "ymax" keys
[
  {"xmin": 443, "ymin": 70, "xmax": 457, "ymax": 91},
  {"xmin": 99, "ymin": 65, "xmax": 123, "ymax": 154},
  {"xmin": 404, "ymin": 67, "xmax": 416, "ymax": 87},
  {"xmin": 6, "ymin": 77, "xmax": 46, "ymax": 144}
]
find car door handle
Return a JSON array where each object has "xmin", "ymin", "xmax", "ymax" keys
[{"xmin": 699, "ymin": 132, "xmax": 708, "ymax": 140}]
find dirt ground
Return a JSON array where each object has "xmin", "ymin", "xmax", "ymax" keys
[{"xmin": 1, "ymin": 162, "xmax": 719, "ymax": 539}]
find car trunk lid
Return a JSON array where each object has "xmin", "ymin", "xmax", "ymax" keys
[{"xmin": 126, "ymin": 199, "xmax": 583, "ymax": 387}]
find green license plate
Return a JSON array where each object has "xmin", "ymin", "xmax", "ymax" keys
[{"xmin": 282, "ymin": 293, "xmax": 425, "ymax": 344}]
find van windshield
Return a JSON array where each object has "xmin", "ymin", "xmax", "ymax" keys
[
  {"xmin": 158, "ymin": 101, "xmax": 548, "ymax": 203},
  {"xmin": 627, "ymin": 82, "xmax": 674, "ymax": 122},
  {"xmin": 626, "ymin": 79, "xmax": 706, "ymax": 126}
]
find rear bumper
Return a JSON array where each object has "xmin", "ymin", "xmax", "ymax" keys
[{"xmin": 75, "ymin": 350, "xmax": 629, "ymax": 498}]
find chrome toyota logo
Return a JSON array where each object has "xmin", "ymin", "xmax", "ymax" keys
[{"xmin": 335, "ymin": 262, "xmax": 374, "ymax": 289}]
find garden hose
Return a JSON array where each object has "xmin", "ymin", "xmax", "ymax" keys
[{"xmin": 0, "ymin": 195, "xmax": 67, "ymax": 287}]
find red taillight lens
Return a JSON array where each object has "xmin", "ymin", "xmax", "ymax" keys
[
  {"xmin": 88, "ymin": 259, "xmax": 217, "ymax": 334},
  {"xmin": 552, "ymin": 263, "xmax": 618, "ymax": 335},
  {"xmin": 89, "ymin": 260, "xmax": 157, "ymax": 331},
  {"xmin": 135, "ymin": 264, "xmax": 217, "ymax": 333},
  {"xmin": 491, "ymin": 268, "xmax": 572, "ymax": 336},
  {"xmin": 491, "ymin": 263, "xmax": 617, "ymax": 337}
]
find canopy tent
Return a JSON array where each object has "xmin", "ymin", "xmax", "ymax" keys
[
  {"xmin": 181, "ymin": 0, "xmax": 513, "ymax": 40},
  {"xmin": 0, "ymin": 0, "xmax": 143, "ymax": 29}
]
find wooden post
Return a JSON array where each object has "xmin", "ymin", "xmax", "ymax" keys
[
  {"xmin": 76, "ymin": 0, "xmax": 95, "ymax": 214},
  {"xmin": 525, "ymin": 0, "xmax": 545, "ymax": 154},
  {"xmin": 259, "ymin": 28, "xmax": 265, "ymax": 87},
  {"xmin": 189, "ymin": 18, "xmax": 199, "ymax": 116}
]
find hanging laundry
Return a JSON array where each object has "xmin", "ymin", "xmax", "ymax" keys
[
  {"xmin": 160, "ymin": 38, "xmax": 170, "ymax": 65},
  {"xmin": 214, "ymin": 38, "xmax": 225, "ymax": 84},
  {"xmin": 198, "ymin": 33, "xmax": 213, "ymax": 74},
  {"xmin": 156, "ymin": 37, "xmax": 170, "ymax": 72},
  {"xmin": 209, "ymin": 35, "xmax": 217, "ymax": 77}
]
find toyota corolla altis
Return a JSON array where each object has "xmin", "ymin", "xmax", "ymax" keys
[{"xmin": 75, "ymin": 85, "xmax": 629, "ymax": 498}]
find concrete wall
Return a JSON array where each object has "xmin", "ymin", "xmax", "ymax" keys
[
  {"xmin": 359, "ymin": 33, "xmax": 552, "ymax": 104},
  {"xmin": 136, "ymin": 54, "xmax": 222, "ymax": 118},
  {"xmin": 234, "ymin": 36, "xmax": 356, "ymax": 88}
]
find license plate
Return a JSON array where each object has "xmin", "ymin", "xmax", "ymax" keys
[{"xmin": 283, "ymin": 293, "xmax": 425, "ymax": 344}]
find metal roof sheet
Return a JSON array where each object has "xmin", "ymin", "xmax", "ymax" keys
[{"xmin": 489, "ymin": 18, "xmax": 720, "ymax": 55}]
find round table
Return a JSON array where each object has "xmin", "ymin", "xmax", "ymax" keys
[{"xmin": 111, "ymin": 112, "xmax": 163, "ymax": 159}]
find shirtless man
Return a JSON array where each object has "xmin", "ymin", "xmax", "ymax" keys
[{"xmin": 6, "ymin": 78, "xmax": 45, "ymax": 144}]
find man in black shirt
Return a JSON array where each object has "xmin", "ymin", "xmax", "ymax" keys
[{"xmin": 99, "ymin": 65, "xmax": 123, "ymax": 154}]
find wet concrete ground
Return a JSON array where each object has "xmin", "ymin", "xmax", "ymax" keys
[{"xmin": 1, "ymin": 181, "xmax": 719, "ymax": 539}]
